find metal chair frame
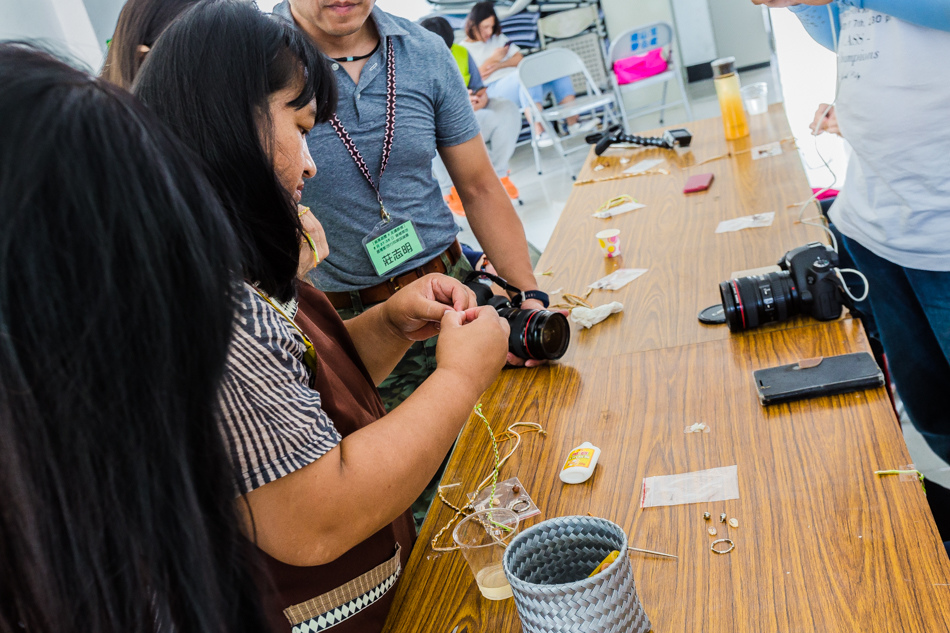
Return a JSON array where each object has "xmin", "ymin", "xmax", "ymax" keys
[
  {"xmin": 607, "ymin": 21, "xmax": 693, "ymax": 132},
  {"xmin": 517, "ymin": 47, "xmax": 618, "ymax": 175}
]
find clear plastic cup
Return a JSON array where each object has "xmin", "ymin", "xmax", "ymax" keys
[
  {"xmin": 741, "ymin": 82, "xmax": 769, "ymax": 116},
  {"xmin": 453, "ymin": 508, "xmax": 519, "ymax": 600}
]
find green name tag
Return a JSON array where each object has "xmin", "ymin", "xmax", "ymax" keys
[{"xmin": 364, "ymin": 220, "xmax": 424, "ymax": 276}]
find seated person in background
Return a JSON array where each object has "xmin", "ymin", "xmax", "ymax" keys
[
  {"xmin": 100, "ymin": 0, "xmax": 199, "ymax": 89},
  {"xmin": 460, "ymin": 1, "xmax": 596, "ymax": 146},
  {"xmin": 420, "ymin": 16, "xmax": 521, "ymax": 215},
  {"xmin": 134, "ymin": 2, "xmax": 510, "ymax": 632},
  {"xmin": 0, "ymin": 43, "xmax": 267, "ymax": 632}
]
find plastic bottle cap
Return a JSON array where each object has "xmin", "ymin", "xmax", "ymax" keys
[{"xmin": 711, "ymin": 56, "xmax": 736, "ymax": 78}]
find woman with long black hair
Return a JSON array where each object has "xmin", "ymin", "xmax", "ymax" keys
[
  {"xmin": 0, "ymin": 44, "xmax": 267, "ymax": 633},
  {"xmin": 134, "ymin": 2, "xmax": 510, "ymax": 632},
  {"xmin": 100, "ymin": 0, "xmax": 200, "ymax": 89}
]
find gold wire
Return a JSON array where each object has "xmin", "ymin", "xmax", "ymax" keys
[{"xmin": 430, "ymin": 416, "xmax": 546, "ymax": 552}]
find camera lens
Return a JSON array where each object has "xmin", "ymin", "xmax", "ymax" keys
[
  {"xmin": 499, "ymin": 307, "xmax": 570, "ymax": 361},
  {"xmin": 718, "ymin": 271, "xmax": 800, "ymax": 332}
]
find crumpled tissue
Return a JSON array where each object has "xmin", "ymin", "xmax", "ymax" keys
[{"xmin": 570, "ymin": 302, "xmax": 624, "ymax": 329}]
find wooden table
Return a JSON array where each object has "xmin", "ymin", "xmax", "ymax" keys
[
  {"xmin": 536, "ymin": 103, "xmax": 833, "ymax": 361},
  {"xmin": 383, "ymin": 106, "xmax": 950, "ymax": 633}
]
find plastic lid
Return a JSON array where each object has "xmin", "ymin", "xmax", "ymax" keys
[{"xmin": 711, "ymin": 56, "xmax": 736, "ymax": 77}]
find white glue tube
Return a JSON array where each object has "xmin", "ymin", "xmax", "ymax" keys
[{"xmin": 559, "ymin": 442, "xmax": 601, "ymax": 484}]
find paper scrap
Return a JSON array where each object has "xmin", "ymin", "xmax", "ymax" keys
[
  {"xmin": 640, "ymin": 465, "xmax": 739, "ymax": 509},
  {"xmin": 570, "ymin": 301, "xmax": 623, "ymax": 329},
  {"xmin": 588, "ymin": 268, "xmax": 648, "ymax": 291},
  {"xmin": 751, "ymin": 141, "xmax": 783, "ymax": 160},
  {"xmin": 715, "ymin": 212, "xmax": 775, "ymax": 234},
  {"xmin": 623, "ymin": 158, "xmax": 665, "ymax": 174},
  {"xmin": 592, "ymin": 201, "xmax": 646, "ymax": 219}
]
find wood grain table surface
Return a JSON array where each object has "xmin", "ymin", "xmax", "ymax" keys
[
  {"xmin": 534, "ymin": 103, "xmax": 835, "ymax": 362},
  {"xmin": 383, "ymin": 106, "xmax": 950, "ymax": 633}
]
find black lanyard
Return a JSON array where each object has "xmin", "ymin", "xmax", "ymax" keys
[{"xmin": 328, "ymin": 36, "xmax": 396, "ymax": 222}]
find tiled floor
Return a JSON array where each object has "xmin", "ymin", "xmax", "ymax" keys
[{"xmin": 455, "ymin": 8, "xmax": 950, "ymax": 489}]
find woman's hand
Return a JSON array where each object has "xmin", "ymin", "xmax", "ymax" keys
[
  {"xmin": 480, "ymin": 62, "xmax": 499, "ymax": 79},
  {"xmin": 297, "ymin": 205, "xmax": 329, "ymax": 279},
  {"xmin": 381, "ymin": 274, "xmax": 478, "ymax": 341},
  {"xmin": 435, "ymin": 306, "xmax": 509, "ymax": 395},
  {"xmin": 486, "ymin": 46, "xmax": 507, "ymax": 63}
]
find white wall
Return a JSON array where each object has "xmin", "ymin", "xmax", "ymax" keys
[
  {"xmin": 376, "ymin": 0, "xmax": 433, "ymax": 21},
  {"xmin": 81, "ymin": 0, "xmax": 125, "ymax": 48},
  {"xmin": 670, "ymin": 0, "xmax": 716, "ymax": 66},
  {"xmin": 708, "ymin": 0, "xmax": 771, "ymax": 68},
  {"xmin": 0, "ymin": 0, "xmax": 102, "ymax": 70}
]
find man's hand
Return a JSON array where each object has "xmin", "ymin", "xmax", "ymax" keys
[
  {"xmin": 809, "ymin": 103, "xmax": 840, "ymax": 136},
  {"xmin": 469, "ymin": 88, "xmax": 488, "ymax": 112},
  {"xmin": 503, "ymin": 299, "xmax": 569, "ymax": 368},
  {"xmin": 380, "ymin": 274, "xmax": 477, "ymax": 342}
]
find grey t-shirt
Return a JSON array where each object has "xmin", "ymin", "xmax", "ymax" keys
[{"xmin": 274, "ymin": 3, "xmax": 480, "ymax": 292}]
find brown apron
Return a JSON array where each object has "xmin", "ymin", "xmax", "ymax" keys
[{"xmin": 257, "ymin": 281, "xmax": 416, "ymax": 633}]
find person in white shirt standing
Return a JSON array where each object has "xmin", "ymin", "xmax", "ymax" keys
[{"xmin": 754, "ymin": 1, "xmax": 950, "ymax": 474}]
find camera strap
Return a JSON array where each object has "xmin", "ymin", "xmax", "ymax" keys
[{"xmin": 464, "ymin": 270, "xmax": 525, "ymax": 307}]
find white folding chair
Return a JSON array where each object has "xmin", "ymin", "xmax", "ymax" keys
[
  {"xmin": 608, "ymin": 21, "xmax": 693, "ymax": 133},
  {"xmin": 517, "ymin": 48, "xmax": 619, "ymax": 175}
]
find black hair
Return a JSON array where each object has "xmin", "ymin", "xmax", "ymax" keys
[
  {"xmin": 420, "ymin": 16, "xmax": 455, "ymax": 49},
  {"xmin": 134, "ymin": 0, "xmax": 338, "ymax": 302},
  {"xmin": 100, "ymin": 0, "xmax": 200, "ymax": 89},
  {"xmin": 0, "ymin": 43, "xmax": 268, "ymax": 633},
  {"xmin": 465, "ymin": 1, "xmax": 501, "ymax": 42}
]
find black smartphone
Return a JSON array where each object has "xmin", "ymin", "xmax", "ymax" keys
[{"xmin": 753, "ymin": 352, "xmax": 884, "ymax": 405}]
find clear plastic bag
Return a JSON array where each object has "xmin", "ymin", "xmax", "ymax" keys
[
  {"xmin": 639, "ymin": 465, "xmax": 739, "ymax": 509},
  {"xmin": 468, "ymin": 477, "xmax": 541, "ymax": 520},
  {"xmin": 588, "ymin": 268, "xmax": 648, "ymax": 291}
]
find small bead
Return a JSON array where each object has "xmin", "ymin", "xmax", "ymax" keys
[
  {"xmin": 708, "ymin": 527, "xmax": 717, "ymax": 536},
  {"xmin": 729, "ymin": 518, "xmax": 739, "ymax": 528},
  {"xmin": 512, "ymin": 485, "xmax": 521, "ymax": 495},
  {"xmin": 719, "ymin": 513, "xmax": 727, "ymax": 523},
  {"xmin": 703, "ymin": 512, "xmax": 711, "ymax": 521}
]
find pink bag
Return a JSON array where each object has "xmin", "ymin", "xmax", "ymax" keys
[{"xmin": 613, "ymin": 48, "xmax": 668, "ymax": 85}]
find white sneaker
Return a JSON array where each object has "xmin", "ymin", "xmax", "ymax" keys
[
  {"xmin": 568, "ymin": 119, "xmax": 599, "ymax": 135},
  {"xmin": 536, "ymin": 132, "xmax": 554, "ymax": 148}
]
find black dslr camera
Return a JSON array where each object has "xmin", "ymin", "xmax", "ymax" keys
[
  {"xmin": 463, "ymin": 272, "xmax": 570, "ymax": 361},
  {"xmin": 718, "ymin": 242, "xmax": 852, "ymax": 332}
]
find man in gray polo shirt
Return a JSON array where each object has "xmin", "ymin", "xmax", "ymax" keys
[{"xmin": 273, "ymin": 0, "xmax": 547, "ymax": 412}]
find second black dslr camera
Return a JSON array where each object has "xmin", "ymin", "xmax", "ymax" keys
[
  {"xmin": 719, "ymin": 242, "xmax": 852, "ymax": 332},
  {"xmin": 464, "ymin": 272, "xmax": 570, "ymax": 361}
]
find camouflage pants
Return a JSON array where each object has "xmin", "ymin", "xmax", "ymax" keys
[{"xmin": 335, "ymin": 254, "xmax": 474, "ymax": 529}]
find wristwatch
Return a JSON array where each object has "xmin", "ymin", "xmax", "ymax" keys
[{"xmin": 519, "ymin": 289, "xmax": 550, "ymax": 308}]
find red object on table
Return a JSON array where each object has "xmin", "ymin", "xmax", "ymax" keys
[{"xmin": 684, "ymin": 173, "xmax": 714, "ymax": 193}]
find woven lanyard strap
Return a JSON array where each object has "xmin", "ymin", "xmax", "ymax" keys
[
  {"xmin": 251, "ymin": 287, "xmax": 318, "ymax": 382},
  {"xmin": 328, "ymin": 37, "xmax": 396, "ymax": 222}
]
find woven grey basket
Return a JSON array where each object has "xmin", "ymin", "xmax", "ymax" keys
[{"xmin": 502, "ymin": 516, "xmax": 651, "ymax": 633}]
